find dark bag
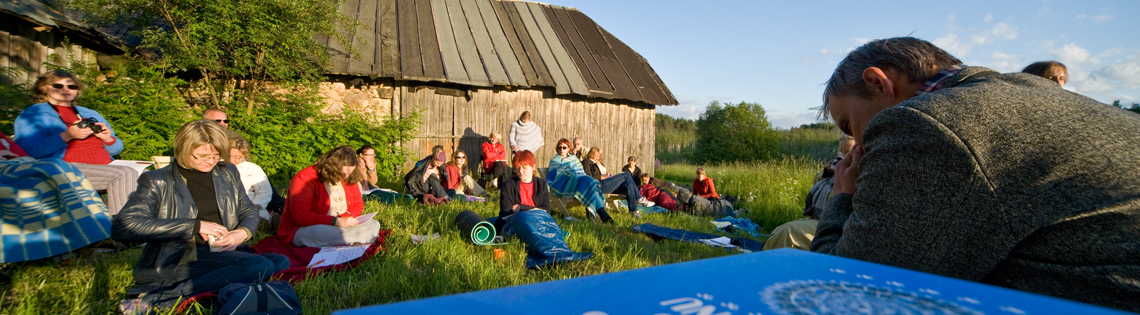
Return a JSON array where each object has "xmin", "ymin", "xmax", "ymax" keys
[{"xmin": 215, "ymin": 281, "xmax": 301, "ymax": 315}]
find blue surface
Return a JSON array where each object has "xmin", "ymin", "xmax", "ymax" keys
[{"xmin": 335, "ymin": 249, "xmax": 1131, "ymax": 315}]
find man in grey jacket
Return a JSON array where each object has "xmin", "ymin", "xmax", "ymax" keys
[{"xmin": 811, "ymin": 37, "xmax": 1140, "ymax": 312}]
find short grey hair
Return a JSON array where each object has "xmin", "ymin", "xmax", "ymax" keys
[{"xmin": 820, "ymin": 37, "xmax": 961, "ymax": 119}]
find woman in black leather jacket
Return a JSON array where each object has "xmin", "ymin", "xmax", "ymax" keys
[{"xmin": 112, "ymin": 120, "xmax": 289, "ymax": 311}]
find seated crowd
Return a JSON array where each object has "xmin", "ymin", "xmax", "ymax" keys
[{"xmin": 6, "ymin": 34, "xmax": 1140, "ymax": 314}]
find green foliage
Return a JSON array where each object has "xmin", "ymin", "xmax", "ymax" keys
[
  {"xmin": 654, "ymin": 113, "xmax": 696, "ymax": 163},
  {"xmin": 1114, "ymin": 99, "xmax": 1140, "ymax": 114},
  {"xmin": 2, "ymin": 160, "xmax": 819, "ymax": 314},
  {"xmin": 778, "ymin": 126, "xmax": 842, "ymax": 162},
  {"xmin": 74, "ymin": 0, "xmax": 358, "ymax": 106},
  {"xmin": 224, "ymin": 91, "xmax": 420, "ymax": 189},
  {"xmin": 0, "ymin": 80, "xmax": 31, "ymax": 135},
  {"xmin": 693, "ymin": 101, "xmax": 780, "ymax": 164},
  {"xmin": 76, "ymin": 64, "xmax": 196, "ymax": 160},
  {"xmin": 798, "ymin": 122, "xmax": 836, "ymax": 129}
]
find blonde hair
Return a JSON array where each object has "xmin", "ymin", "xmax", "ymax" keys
[
  {"xmin": 489, "ymin": 131, "xmax": 501, "ymax": 140},
  {"xmin": 586, "ymin": 147, "xmax": 601, "ymax": 160},
  {"xmin": 173, "ymin": 120, "xmax": 231, "ymax": 169},
  {"xmin": 230, "ymin": 137, "xmax": 252, "ymax": 158},
  {"xmin": 34, "ymin": 70, "xmax": 85, "ymax": 103}
]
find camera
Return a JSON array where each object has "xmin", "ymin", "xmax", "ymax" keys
[{"xmin": 74, "ymin": 117, "xmax": 103, "ymax": 134}]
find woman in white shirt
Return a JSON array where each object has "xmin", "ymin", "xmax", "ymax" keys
[{"xmin": 229, "ymin": 138, "xmax": 274, "ymax": 225}]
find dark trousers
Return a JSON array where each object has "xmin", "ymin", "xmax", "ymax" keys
[
  {"xmin": 490, "ymin": 161, "xmax": 508, "ymax": 180},
  {"xmin": 598, "ymin": 172, "xmax": 642, "ymax": 213},
  {"xmin": 142, "ymin": 246, "xmax": 289, "ymax": 307},
  {"xmin": 426, "ymin": 174, "xmax": 450, "ymax": 200}
]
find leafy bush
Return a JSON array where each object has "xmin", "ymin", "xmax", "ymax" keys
[
  {"xmin": 655, "ymin": 114, "xmax": 696, "ymax": 163},
  {"xmin": 693, "ymin": 101, "xmax": 780, "ymax": 164}
]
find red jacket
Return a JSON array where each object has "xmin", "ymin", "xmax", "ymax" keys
[
  {"xmin": 444, "ymin": 163, "xmax": 462, "ymax": 190},
  {"xmin": 640, "ymin": 184, "xmax": 678, "ymax": 211},
  {"xmin": 693, "ymin": 177, "xmax": 720, "ymax": 199},
  {"xmin": 0, "ymin": 132, "xmax": 28, "ymax": 157},
  {"xmin": 278, "ymin": 165, "xmax": 364, "ymax": 245},
  {"xmin": 481, "ymin": 142, "xmax": 506, "ymax": 171}
]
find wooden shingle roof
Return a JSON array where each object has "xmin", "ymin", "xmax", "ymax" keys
[{"xmin": 325, "ymin": 0, "xmax": 677, "ymax": 106}]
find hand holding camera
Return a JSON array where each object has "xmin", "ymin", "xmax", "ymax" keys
[
  {"xmin": 62, "ymin": 117, "xmax": 112, "ymax": 142},
  {"xmin": 74, "ymin": 117, "xmax": 103, "ymax": 134}
]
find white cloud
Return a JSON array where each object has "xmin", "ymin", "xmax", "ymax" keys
[
  {"xmin": 1092, "ymin": 53, "xmax": 1140, "ymax": 89},
  {"xmin": 854, "ymin": 38, "xmax": 872, "ymax": 45},
  {"xmin": 988, "ymin": 51, "xmax": 1025, "ymax": 73},
  {"xmin": 1076, "ymin": 14, "xmax": 1113, "ymax": 22},
  {"xmin": 768, "ymin": 110, "xmax": 826, "ymax": 129},
  {"xmin": 984, "ymin": 13, "xmax": 993, "ymax": 22},
  {"xmin": 820, "ymin": 49, "xmax": 830, "ymax": 55},
  {"xmin": 933, "ymin": 17, "xmax": 1019, "ymax": 58},
  {"xmin": 1051, "ymin": 43, "xmax": 1094, "ymax": 66},
  {"xmin": 800, "ymin": 57, "xmax": 813, "ymax": 66}
]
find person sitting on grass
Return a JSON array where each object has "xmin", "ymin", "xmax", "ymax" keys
[
  {"xmin": 497, "ymin": 150, "xmax": 593, "ymax": 269},
  {"xmin": 112, "ymin": 120, "xmax": 289, "ymax": 313},
  {"xmin": 404, "ymin": 146, "xmax": 451, "ymax": 205},
  {"xmin": 582, "ymin": 147, "xmax": 653, "ymax": 218},
  {"xmin": 444, "ymin": 150, "xmax": 488, "ymax": 198},
  {"xmin": 692, "ymin": 168, "xmax": 720, "ymax": 199},
  {"xmin": 547, "ymin": 138, "xmax": 611, "ymax": 222},
  {"xmin": 278, "ymin": 146, "xmax": 381, "ymax": 248},
  {"xmin": 481, "ymin": 132, "xmax": 509, "ymax": 186},
  {"xmin": 357, "ymin": 145, "xmax": 380, "ymax": 190},
  {"xmin": 15, "ymin": 70, "xmax": 138, "ymax": 215},
  {"xmin": 228, "ymin": 137, "xmax": 277, "ymax": 233},
  {"xmin": 621, "ymin": 156, "xmax": 643, "ymax": 181},
  {"xmin": 639, "ymin": 173, "xmax": 678, "ymax": 211},
  {"xmin": 763, "ymin": 134, "xmax": 854, "ymax": 251}
]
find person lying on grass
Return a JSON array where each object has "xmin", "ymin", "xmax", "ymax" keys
[
  {"xmin": 497, "ymin": 150, "xmax": 593, "ymax": 269},
  {"xmin": 639, "ymin": 173, "xmax": 678, "ymax": 211},
  {"xmin": 279, "ymin": 145, "xmax": 381, "ymax": 248},
  {"xmin": 112, "ymin": 120, "xmax": 289, "ymax": 312}
]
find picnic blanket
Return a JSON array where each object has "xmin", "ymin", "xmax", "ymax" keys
[
  {"xmin": 713, "ymin": 217, "xmax": 763, "ymax": 237},
  {"xmin": 613, "ymin": 200, "xmax": 669, "ymax": 214},
  {"xmin": 630, "ymin": 223, "xmax": 763, "ymax": 252},
  {"xmin": 178, "ymin": 229, "xmax": 392, "ymax": 311},
  {"xmin": 546, "ymin": 156, "xmax": 605, "ymax": 212},
  {"xmin": 0, "ymin": 158, "xmax": 113, "ymax": 263}
]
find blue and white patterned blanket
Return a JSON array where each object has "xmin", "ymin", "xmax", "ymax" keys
[
  {"xmin": 0, "ymin": 158, "xmax": 113, "ymax": 263},
  {"xmin": 546, "ymin": 155, "xmax": 605, "ymax": 212}
]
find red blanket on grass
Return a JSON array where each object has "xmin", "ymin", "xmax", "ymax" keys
[{"xmin": 178, "ymin": 229, "xmax": 391, "ymax": 311}]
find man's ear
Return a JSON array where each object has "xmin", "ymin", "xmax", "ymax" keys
[{"xmin": 862, "ymin": 67, "xmax": 897, "ymax": 100}]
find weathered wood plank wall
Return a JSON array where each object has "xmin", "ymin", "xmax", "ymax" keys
[
  {"xmin": 394, "ymin": 83, "xmax": 655, "ymax": 177},
  {"xmin": 0, "ymin": 18, "xmax": 98, "ymax": 85}
]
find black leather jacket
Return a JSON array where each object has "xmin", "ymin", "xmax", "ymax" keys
[{"xmin": 112, "ymin": 161, "xmax": 258, "ymax": 289}]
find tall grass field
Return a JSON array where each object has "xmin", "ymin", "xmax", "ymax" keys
[{"xmin": 0, "ymin": 159, "xmax": 826, "ymax": 314}]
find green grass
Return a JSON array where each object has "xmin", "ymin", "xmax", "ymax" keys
[{"xmin": 0, "ymin": 160, "xmax": 822, "ymax": 314}]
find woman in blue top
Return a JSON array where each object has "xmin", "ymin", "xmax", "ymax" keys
[
  {"xmin": 14, "ymin": 70, "xmax": 138, "ymax": 214},
  {"xmin": 546, "ymin": 138, "xmax": 611, "ymax": 222}
]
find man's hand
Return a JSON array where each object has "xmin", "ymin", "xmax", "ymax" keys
[
  {"xmin": 336, "ymin": 216, "xmax": 359, "ymax": 227},
  {"xmin": 832, "ymin": 144, "xmax": 863, "ymax": 195},
  {"xmin": 198, "ymin": 221, "xmax": 229, "ymax": 241},
  {"xmin": 61, "ymin": 120, "xmax": 94, "ymax": 142},
  {"xmin": 212, "ymin": 228, "xmax": 248, "ymax": 251},
  {"xmin": 92, "ymin": 122, "xmax": 114, "ymax": 142}
]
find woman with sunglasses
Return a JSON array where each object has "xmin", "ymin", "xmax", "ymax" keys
[
  {"xmin": 546, "ymin": 138, "xmax": 611, "ymax": 222},
  {"xmin": 443, "ymin": 150, "xmax": 487, "ymax": 198},
  {"xmin": 112, "ymin": 120, "xmax": 289, "ymax": 312},
  {"xmin": 14, "ymin": 70, "xmax": 138, "ymax": 214}
]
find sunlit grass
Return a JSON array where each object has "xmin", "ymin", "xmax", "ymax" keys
[{"xmin": 0, "ymin": 160, "xmax": 822, "ymax": 314}]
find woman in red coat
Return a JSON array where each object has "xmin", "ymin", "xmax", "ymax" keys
[
  {"xmin": 692, "ymin": 168, "xmax": 720, "ymax": 199},
  {"xmin": 278, "ymin": 146, "xmax": 380, "ymax": 247},
  {"xmin": 481, "ymin": 131, "xmax": 509, "ymax": 184}
]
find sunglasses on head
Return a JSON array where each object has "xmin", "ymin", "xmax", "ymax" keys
[
  {"xmin": 51, "ymin": 83, "xmax": 80, "ymax": 90},
  {"xmin": 214, "ymin": 119, "xmax": 231, "ymax": 124}
]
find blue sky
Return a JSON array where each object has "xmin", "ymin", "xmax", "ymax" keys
[{"xmin": 555, "ymin": 0, "xmax": 1140, "ymax": 128}]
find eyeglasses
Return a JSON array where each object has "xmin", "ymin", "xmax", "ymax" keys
[
  {"xmin": 191, "ymin": 153, "xmax": 221, "ymax": 161},
  {"xmin": 457, "ymin": 156, "xmax": 466, "ymax": 159},
  {"xmin": 51, "ymin": 83, "xmax": 80, "ymax": 90},
  {"xmin": 557, "ymin": 146, "xmax": 568, "ymax": 149},
  {"xmin": 214, "ymin": 119, "xmax": 230, "ymax": 124}
]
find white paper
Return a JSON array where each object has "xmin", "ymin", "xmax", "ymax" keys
[
  {"xmin": 308, "ymin": 244, "xmax": 370, "ymax": 268},
  {"xmin": 109, "ymin": 160, "xmax": 154, "ymax": 173},
  {"xmin": 356, "ymin": 212, "xmax": 377, "ymax": 223},
  {"xmin": 699, "ymin": 237, "xmax": 737, "ymax": 248},
  {"xmin": 362, "ymin": 188, "xmax": 397, "ymax": 195}
]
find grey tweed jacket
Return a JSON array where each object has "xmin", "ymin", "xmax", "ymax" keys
[{"xmin": 811, "ymin": 67, "xmax": 1140, "ymax": 312}]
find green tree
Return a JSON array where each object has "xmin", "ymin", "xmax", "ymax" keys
[
  {"xmin": 694, "ymin": 101, "xmax": 780, "ymax": 164},
  {"xmin": 75, "ymin": 0, "xmax": 358, "ymax": 112}
]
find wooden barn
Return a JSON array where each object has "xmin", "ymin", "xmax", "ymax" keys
[
  {"xmin": 0, "ymin": 0, "xmax": 122, "ymax": 85},
  {"xmin": 317, "ymin": 0, "xmax": 677, "ymax": 173}
]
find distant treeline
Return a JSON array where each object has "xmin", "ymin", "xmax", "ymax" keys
[{"xmin": 655, "ymin": 101, "xmax": 842, "ymax": 164}]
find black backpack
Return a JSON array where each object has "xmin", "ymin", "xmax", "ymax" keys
[{"xmin": 215, "ymin": 281, "xmax": 301, "ymax": 315}]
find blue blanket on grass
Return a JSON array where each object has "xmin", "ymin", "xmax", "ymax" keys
[
  {"xmin": 0, "ymin": 158, "xmax": 113, "ymax": 263},
  {"xmin": 630, "ymin": 223, "xmax": 764, "ymax": 252},
  {"xmin": 501, "ymin": 210, "xmax": 593, "ymax": 269}
]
